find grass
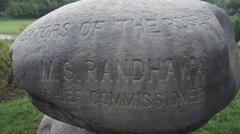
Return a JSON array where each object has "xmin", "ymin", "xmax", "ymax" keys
[
  {"xmin": 0, "ymin": 19, "xmax": 34, "ymax": 35},
  {"xmin": 0, "ymin": 39, "xmax": 25, "ymax": 102},
  {"xmin": 194, "ymin": 91, "xmax": 240, "ymax": 134},
  {"xmin": 0, "ymin": 38, "xmax": 41, "ymax": 133},
  {"xmin": 0, "ymin": 97, "xmax": 43, "ymax": 134}
]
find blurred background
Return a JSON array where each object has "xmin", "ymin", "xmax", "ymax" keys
[{"xmin": 0, "ymin": 0, "xmax": 240, "ymax": 134}]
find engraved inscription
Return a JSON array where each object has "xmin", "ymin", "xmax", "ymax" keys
[
  {"xmin": 38, "ymin": 56, "xmax": 209, "ymax": 110},
  {"xmin": 76, "ymin": 14, "xmax": 211, "ymax": 40},
  {"xmin": 89, "ymin": 88, "xmax": 206, "ymax": 109},
  {"xmin": 40, "ymin": 56, "xmax": 205, "ymax": 83},
  {"xmin": 20, "ymin": 11, "xmax": 212, "ymax": 42},
  {"xmin": 37, "ymin": 88, "xmax": 206, "ymax": 110},
  {"xmin": 18, "ymin": 9, "xmax": 213, "ymax": 43},
  {"xmin": 20, "ymin": 22, "xmax": 70, "ymax": 41}
]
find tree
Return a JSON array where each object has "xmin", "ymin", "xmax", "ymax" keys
[
  {"xmin": 215, "ymin": 0, "xmax": 240, "ymax": 15},
  {"xmin": 60, "ymin": 0, "xmax": 79, "ymax": 4},
  {"xmin": 202, "ymin": 0, "xmax": 216, "ymax": 4},
  {"xmin": 0, "ymin": 0, "xmax": 8, "ymax": 12},
  {"xmin": 225, "ymin": 0, "xmax": 240, "ymax": 15},
  {"xmin": 231, "ymin": 14, "xmax": 240, "ymax": 42}
]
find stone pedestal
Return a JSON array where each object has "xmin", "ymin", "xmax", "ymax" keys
[
  {"xmin": 38, "ymin": 115, "xmax": 95, "ymax": 134},
  {"xmin": 38, "ymin": 116, "xmax": 191, "ymax": 134}
]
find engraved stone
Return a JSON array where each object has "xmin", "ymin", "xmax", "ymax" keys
[
  {"xmin": 10, "ymin": 0, "xmax": 240, "ymax": 134},
  {"xmin": 38, "ymin": 115, "xmax": 94, "ymax": 134}
]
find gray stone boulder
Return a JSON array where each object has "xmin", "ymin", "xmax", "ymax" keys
[
  {"xmin": 10, "ymin": 0, "xmax": 239, "ymax": 134},
  {"xmin": 38, "ymin": 115, "xmax": 94, "ymax": 134}
]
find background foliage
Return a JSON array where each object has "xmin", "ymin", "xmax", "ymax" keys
[
  {"xmin": 0, "ymin": 40, "xmax": 25, "ymax": 102},
  {"xmin": 202, "ymin": 0, "xmax": 240, "ymax": 42},
  {"xmin": 0, "ymin": 0, "xmax": 78, "ymax": 18},
  {"xmin": 1, "ymin": 0, "xmax": 240, "ymax": 42},
  {"xmin": 0, "ymin": 97, "xmax": 43, "ymax": 134},
  {"xmin": 0, "ymin": 19, "xmax": 33, "ymax": 34}
]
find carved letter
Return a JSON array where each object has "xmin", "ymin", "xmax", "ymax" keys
[
  {"xmin": 142, "ymin": 93, "xmax": 152, "ymax": 108},
  {"xmin": 110, "ymin": 91, "xmax": 121, "ymax": 105},
  {"xmin": 165, "ymin": 59, "xmax": 176, "ymax": 81},
  {"xmin": 63, "ymin": 61, "xmax": 74, "ymax": 81},
  {"xmin": 85, "ymin": 60, "xmax": 96, "ymax": 80},
  {"xmin": 132, "ymin": 59, "xmax": 144, "ymax": 80},
  {"xmin": 90, "ymin": 91, "xmax": 100, "ymax": 105},
  {"xmin": 40, "ymin": 60, "xmax": 57, "ymax": 81},
  {"xmin": 80, "ymin": 22, "xmax": 91, "ymax": 36},
  {"xmin": 147, "ymin": 58, "xmax": 161, "ymax": 81},
  {"xmin": 60, "ymin": 23, "xmax": 70, "ymax": 37}
]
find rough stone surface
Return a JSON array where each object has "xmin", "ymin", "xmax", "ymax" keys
[
  {"xmin": 10, "ymin": 0, "xmax": 239, "ymax": 134},
  {"xmin": 38, "ymin": 115, "xmax": 94, "ymax": 134}
]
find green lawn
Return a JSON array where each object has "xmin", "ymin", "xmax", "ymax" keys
[
  {"xmin": 194, "ymin": 92, "xmax": 240, "ymax": 134},
  {"xmin": 0, "ymin": 19, "xmax": 34, "ymax": 35},
  {"xmin": 0, "ymin": 97, "xmax": 43, "ymax": 134},
  {"xmin": 0, "ymin": 92, "xmax": 239, "ymax": 134}
]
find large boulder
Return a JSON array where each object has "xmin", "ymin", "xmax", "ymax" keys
[{"xmin": 10, "ymin": 0, "xmax": 239, "ymax": 134}]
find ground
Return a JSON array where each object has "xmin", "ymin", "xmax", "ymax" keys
[
  {"xmin": 0, "ymin": 19, "xmax": 34, "ymax": 35},
  {"xmin": 0, "ymin": 97, "xmax": 43, "ymax": 134},
  {"xmin": 196, "ymin": 92, "xmax": 240, "ymax": 134}
]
